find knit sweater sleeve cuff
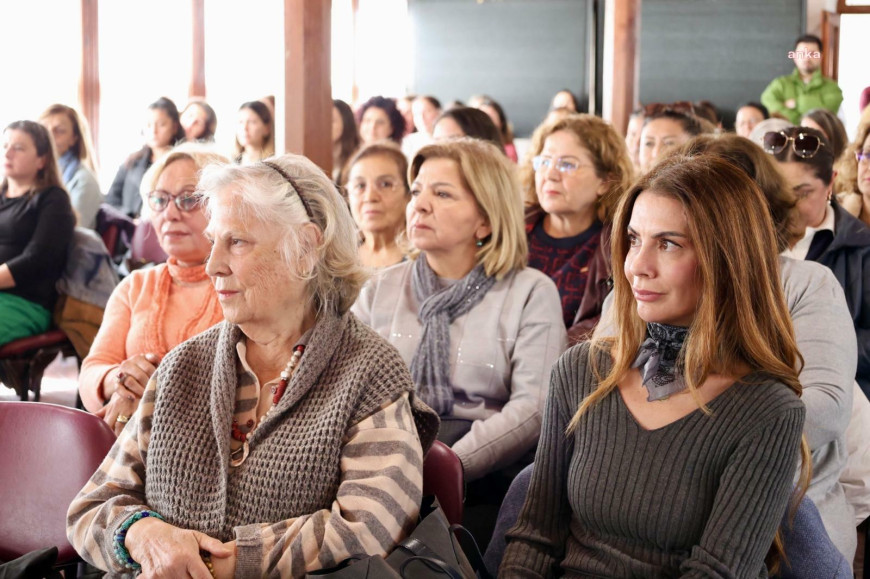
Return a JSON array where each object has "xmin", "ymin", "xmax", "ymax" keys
[{"xmin": 233, "ymin": 524, "xmax": 265, "ymax": 579}]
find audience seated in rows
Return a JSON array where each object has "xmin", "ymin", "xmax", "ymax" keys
[{"xmin": 0, "ymin": 120, "xmax": 76, "ymax": 346}]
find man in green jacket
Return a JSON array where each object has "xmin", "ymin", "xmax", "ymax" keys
[{"xmin": 761, "ymin": 34, "xmax": 843, "ymax": 124}]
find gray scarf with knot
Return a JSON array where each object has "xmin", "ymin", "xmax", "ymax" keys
[
  {"xmin": 631, "ymin": 322, "xmax": 689, "ymax": 401},
  {"xmin": 409, "ymin": 255, "xmax": 496, "ymax": 415}
]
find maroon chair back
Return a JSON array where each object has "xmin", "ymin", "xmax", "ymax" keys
[
  {"xmin": 0, "ymin": 331, "xmax": 76, "ymax": 401},
  {"xmin": 0, "ymin": 402, "xmax": 116, "ymax": 563},
  {"xmin": 422, "ymin": 440, "xmax": 465, "ymax": 526}
]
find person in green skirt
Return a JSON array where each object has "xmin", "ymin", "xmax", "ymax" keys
[{"xmin": 0, "ymin": 120, "xmax": 75, "ymax": 345}]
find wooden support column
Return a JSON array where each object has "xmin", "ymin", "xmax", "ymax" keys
[
  {"xmin": 80, "ymin": 0, "xmax": 100, "ymax": 160},
  {"xmin": 190, "ymin": 0, "xmax": 206, "ymax": 97},
  {"xmin": 602, "ymin": 0, "xmax": 640, "ymax": 136},
  {"xmin": 284, "ymin": 0, "xmax": 332, "ymax": 175}
]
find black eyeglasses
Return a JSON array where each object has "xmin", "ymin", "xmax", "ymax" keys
[
  {"xmin": 762, "ymin": 131, "xmax": 826, "ymax": 159},
  {"xmin": 147, "ymin": 190, "xmax": 201, "ymax": 213}
]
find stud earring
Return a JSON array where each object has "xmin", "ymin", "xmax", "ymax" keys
[{"xmin": 475, "ymin": 238, "xmax": 483, "ymax": 247}]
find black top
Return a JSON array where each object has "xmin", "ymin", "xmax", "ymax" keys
[
  {"xmin": 810, "ymin": 202, "xmax": 870, "ymax": 396},
  {"xmin": 0, "ymin": 186, "xmax": 76, "ymax": 310}
]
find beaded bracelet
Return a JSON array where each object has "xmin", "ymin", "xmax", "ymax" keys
[{"xmin": 112, "ymin": 510, "xmax": 165, "ymax": 569}]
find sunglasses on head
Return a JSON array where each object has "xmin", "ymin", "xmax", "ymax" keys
[{"xmin": 762, "ymin": 131, "xmax": 826, "ymax": 159}]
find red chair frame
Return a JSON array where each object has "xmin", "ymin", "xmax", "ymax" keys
[
  {"xmin": 423, "ymin": 440, "xmax": 465, "ymax": 526},
  {"xmin": 0, "ymin": 402, "xmax": 116, "ymax": 568}
]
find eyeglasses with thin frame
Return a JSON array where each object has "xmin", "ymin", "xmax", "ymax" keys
[
  {"xmin": 762, "ymin": 131, "xmax": 826, "ymax": 159},
  {"xmin": 147, "ymin": 189, "xmax": 201, "ymax": 213},
  {"xmin": 856, "ymin": 150, "xmax": 870, "ymax": 164},
  {"xmin": 347, "ymin": 176, "xmax": 403, "ymax": 196},
  {"xmin": 532, "ymin": 155, "xmax": 590, "ymax": 175}
]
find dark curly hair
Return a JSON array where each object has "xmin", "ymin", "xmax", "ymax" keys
[{"xmin": 356, "ymin": 96, "xmax": 405, "ymax": 144}]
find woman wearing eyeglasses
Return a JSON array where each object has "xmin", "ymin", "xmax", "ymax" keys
[
  {"xmin": 78, "ymin": 143, "xmax": 229, "ymax": 432},
  {"xmin": 524, "ymin": 114, "xmax": 634, "ymax": 343},
  {"xmin": 768, "ymin": 126, "xmax": 870, "ymax": 398},
  {"xmin": 344, "ymin": 142, "xmax": 410, "ymax": 268},
  {"xmin": 836, "ymin": 122, "xmax": 870, "ymax": 227}
]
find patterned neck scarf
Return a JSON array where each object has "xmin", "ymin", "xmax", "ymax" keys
[
  {"xmin": 409, "ymin": 255, "xmax": 496, "ymax": 415},
  {"xmin": 631, "ymin": 322, "xmax": 689, "ymax": 401}
]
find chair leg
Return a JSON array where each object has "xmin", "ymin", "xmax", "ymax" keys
[{"xmin": 0, "ymin": 359, "xmax": 30, "ymax": 400}]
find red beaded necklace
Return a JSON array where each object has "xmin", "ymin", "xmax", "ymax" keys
[{"xmin": 230, "ymin": 344, "xmax": 305, "ymax": 467}]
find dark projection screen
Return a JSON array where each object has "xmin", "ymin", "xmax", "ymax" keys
[
  {"xmin": 638, "ymin": 0, "xmax": 804, "ymax": 126},
  {"xmin": 409, "ymin": 0, "xmax": 588, "ymax": 137}
]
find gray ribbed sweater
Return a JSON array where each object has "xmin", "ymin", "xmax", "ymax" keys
[{"xmin": 500, "ymin": 342, "xmax": 805, "ymax": 578}]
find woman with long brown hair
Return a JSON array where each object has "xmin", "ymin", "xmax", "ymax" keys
[
  {"xmin": 501, "ymin": 155, "xmax": 809, "ymax": 577},
  {"xmin": 0, "ymin": 120, "xmax": 76, "ymax": 345}
]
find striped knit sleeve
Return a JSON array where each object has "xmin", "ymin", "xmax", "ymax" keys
[
  {"xmin": 66, "ymin": 377, "xmax": 157, "ymax": 573},
  {"xmin": 232, "ymin": 392, "xmax": 424, "ymax": 578},
  {"xmin": 679, "ymin": 403, "xmax": 806, "ymax": 577}
]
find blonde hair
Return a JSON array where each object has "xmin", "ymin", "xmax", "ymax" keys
[
  {"xmin": 139, "ymin": 142, "xmax": 231, "ymax": 220},
  {"xmin": 409, "ymin": 138, "xmax": 527, "ymax": 279},
  {"xmin": 199, "ymin": 153, "xmax": 368, "ymax": 316},
  {"xmin": 520, "ymin": 114, "xmax": 635, "ymax": 223}
]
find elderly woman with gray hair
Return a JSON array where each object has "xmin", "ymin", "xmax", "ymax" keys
[{"xmin": 67, "ymin": 154, "xmax": 439, "ymax": 578}]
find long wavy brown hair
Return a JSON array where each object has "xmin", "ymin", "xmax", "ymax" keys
[{"xmin": 572, "ymin": 154, "xmax": 811, "ymax": 571}]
